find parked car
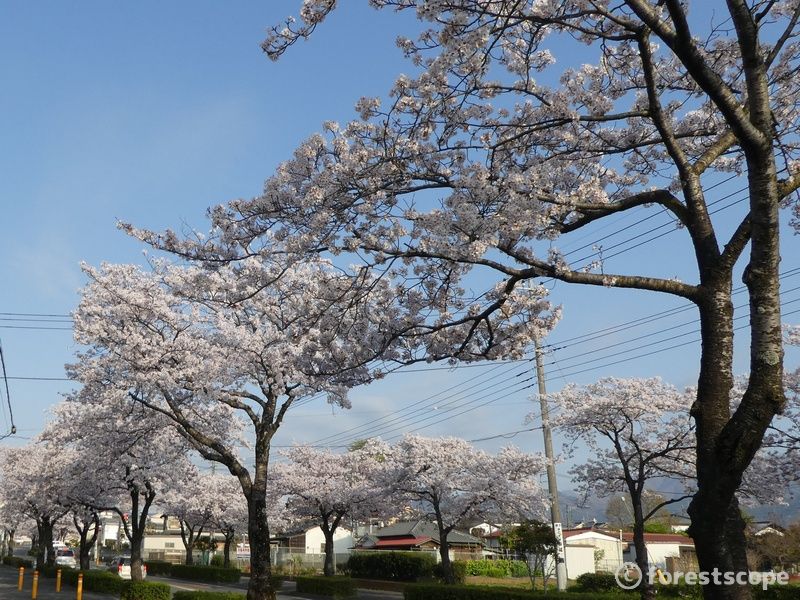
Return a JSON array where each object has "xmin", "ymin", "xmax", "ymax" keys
[
  {"xmin": 107, "ymin": 556, "xmax": 147, "ymax": 580},
  {"xmin": 55, "ymin": 548, "xmax": 77, "ymax": 569}
]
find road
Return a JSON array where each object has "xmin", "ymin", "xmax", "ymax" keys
[
  {"xmin": 148, "ymin": 575, "xmax": 404, "ymax": 599},
  {"xmin": 0, "ymin": 566, "xmax": 403, "ymax": 600}
]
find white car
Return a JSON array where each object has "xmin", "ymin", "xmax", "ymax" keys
[
  {"xmin": 108, "ymin": 556, "xmax": 147, "ymax": 580},
  {"xmin": 54, "ymin": 548, "xmax": 77, "ymax": 569}
]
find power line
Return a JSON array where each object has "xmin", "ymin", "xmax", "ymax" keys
[
  {"xmin": 0, "ymin": 312, "xmax": 71, "ymax": 318},
  {"xmin": 0, "ymin": 340, "xmax": 18, "ymax": 438},
  {"xmin": 312, "ymin": 293, "xmax": 800, "ymax": 448}
]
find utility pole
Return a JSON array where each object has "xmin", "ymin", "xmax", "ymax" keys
[{"xmin": 534, "ymin": 336, "xmax": 567, "ymax": 591}]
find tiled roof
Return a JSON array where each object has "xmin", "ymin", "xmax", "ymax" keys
[
  {"xmin": 372, "ymin": 536, "xmax": 433, "ymax": 548},
  {"xmin": 373, "ymin": 520, "xmax": 483, "ymax": 546}
]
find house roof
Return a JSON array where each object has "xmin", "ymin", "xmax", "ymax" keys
[
  {"xmin": 618, "ymin": 532, "xmax": 694, "ymax": 545},
  {"xmin": 563, "ymin": 529, "xmax": 622, "ymax": 542},
  {"xmin": 373, "ymin": 520, "xmax": 484, "ymax": 546},
  {"xmin": 372, "ymin": 536, "xmax": 434, "ymax": 548}
]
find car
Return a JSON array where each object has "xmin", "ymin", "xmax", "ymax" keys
[
  {"xmin": 55, "ymin": 548, "xmax": 77, "ymax": 569},
  {"xmin": 107, "ymin": 555, "xmax": 147, "ymax": 580}
]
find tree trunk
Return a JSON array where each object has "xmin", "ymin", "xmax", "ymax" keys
[
  {"xmin": 246, "ymin": 485, "xmax": 275, "ymax": 600},
  {"xmin": 436, "ymin": 522, "xmax": 454, "ymax": 585},
  {"xmin": 37, "ymin": 518, "xmax": 55, "ymax": 568},
  {"xmin": 630, "ymin": 492, "xmax": 655, "ymax": 600},
  {"xmin": 7, "ymin": 528, "xmax": 14, "ymax": 557},
  {"xmin": 688, "ymin": 283, "xmax": 750, "ymax": 600},
  {"xmin": 78, "ymin": 525, "xmax": 90, "ymax": 570},
  {"xmin": 124, "ymin": 484, "xmax": 156, "ymax": 582},
  {"xmin": 223, "ymin": 529, "xmax": 234, "ymax": 569},
  {"xmin": 322, "ymin": 529, "xmax": 335, "ymax": 577}
]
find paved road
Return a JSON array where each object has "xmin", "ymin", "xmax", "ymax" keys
[
  {"xmin": 149, "ymin": 576, "xmax": 404, "ymax": 600},
  {"xmin": 0, "ymin": 567, "xmax": 402, "ymax": 600}
]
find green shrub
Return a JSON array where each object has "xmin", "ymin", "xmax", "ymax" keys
[
  {"xmin": 463, "ymin": 559, "xmax": 529, "ymax": 578},
  {"xmin": 39, "ymin": 565, "xmax": 75, "ymax": 578},
  {"xmin": 121, "ymin": 580, "xmax": 171, "ymax": 600},
  {"xmin": 210, "ymin": 554, "xmax": 225, "ymax": 567},
  {"xmin": 59, "ymin": 569, "xmax": 126, "ymax": 594},
  {"xmin": 144, "ymin": 560, "xmax": 172, "ymax": 576},
  {"xmin": 2, "ymin": 556, "xmax": 33, "ymax": 569},
  {"xmin": 403, "ymin": 583, "xmax": 626, "ymax": 599},
  {"xmin": 509, "ymin": 561, "xmax": 530, "ymax": 578},
  {"xmin": 433, "ymin": 561, "xmax": 467, "ymax": 584},
  {"xmin": 295, "ymin": 576, "xmax": 357, "ymax": 599},
  {"xmin": 752, "ymin": 585, "xmax": 800, "ymax": 600},
  {"xmin": 172, "ymin": 593, "xmax": 246, "ymax": 600},
  {"xmin": 169, "ymin": 564, "xmax": 241, "ymax": 583},
  {"xmin": 346, "ymin": 551, "xmax": 436, "ymax": 581},
  {"xmin": 574, "ymin": 572, "xmax": 620, "ymax": 593}
]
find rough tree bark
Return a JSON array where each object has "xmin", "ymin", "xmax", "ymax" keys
[{"xmin": 73, "ymin": 513, "xmax": 100, "ymax": 570}]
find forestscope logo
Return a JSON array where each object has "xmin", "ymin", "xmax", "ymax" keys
[{"xmin": 614, "ymin": 562, "xmax": 790, "ymax": 591}]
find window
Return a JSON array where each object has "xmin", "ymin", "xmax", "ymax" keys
[
  {"xmin": 164, "ymin": 542, "xmax": 175, "ymax": 549},
  {"xmin": 320, "ymin": 543, "xmax": 325, "ymax": 553}
]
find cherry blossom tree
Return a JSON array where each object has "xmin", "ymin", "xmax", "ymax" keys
[
  {"xmin": 274, "ymin": 439, "xmax": 390, "ymax": 576},
  {"xmin": 0, "ymin": 443, "xmax": 72, "ymax": 568},
  {"xmin": 159, "ymin": 472, "xmax": 220, "ymax": 566},
  {"xmin": 68, "ymin": 506, "xmax": 100, "ymax": 570},
  {"xmin": 117, "ymin": 4, "xmax": 800, "ymax": 597},
  {"xmin": 70, "ymin": 258, "xmax": 415, "ymax": 600},
  {"xmin": 385, "ymin": 435, "xmax": 546, "ymax": 584},
  {"xmin": 205, "ymin": 474, "xmax": 249, "ymax": 569},
  {"xmin": 550, "ymin": 377, "xmax": 695, "ymax": 599},
  {"xmin": 45, "ymin": 391, "xmax": 193, "ymax": 580}
]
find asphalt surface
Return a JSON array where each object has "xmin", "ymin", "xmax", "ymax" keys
[
  {"xmin": 0, "ymin": 566, "xmax": 404, "ymax": 600},
  {"xmin": 148, "ymin": 575, "xmax": 404, "ymax": 599}
]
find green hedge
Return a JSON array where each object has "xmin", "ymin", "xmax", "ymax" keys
[
  {"xmin": 295, "ymin": 576, "xmax": 357, "ymax": 599},
  {"xmin": 169, "ymin": 564, "xmax": 241, "ymax": 583},
  {"xmin": 347, "ymin": 551, "xmax": 436, "ymax": 581},
  {"xmin": 60, "ymin": 569, "xmax": 126, "ymax": 595},
  {"xmin": 404, "ymin": 584, "xmax": 626, "ymax": 600},
  {"xmin": 172, "ymin": 593, "xmax": 246, "ymax": 600},
  {"xmin": 753, "ymin": 586, "xmax": 800, "ymax": 600},
  {"xmin": 144, "ymin": 560, "xmax": 173, "ymax": 576},
  {"xmin": 573, "ymin": 572, "xmax": 620, "ymax": 593},
  {"xmin": 432, "ymin": 561, "xmax": 467, "ymax": 584},
  {"xmin": 464, "ymin": 559, "xmax": 529, "ymax": 578},
  {"xmin": 121, "ymin": 580, "xmax": 171, "ymax": 600},
  {"xmin": 2, "ymin": 556, "xmax": 33, "ymax": 569}
]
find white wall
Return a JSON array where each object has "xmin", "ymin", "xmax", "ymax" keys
[
  {"xmin": 303, "ymin": 526, "xmax": 353, "ymax": 555},
  {"xmin": 565, "ymin": 546, "xmax": 596, "ymax": 579},
  {"xmin": 565, "ymin": 532, "xmax": 624, "ymax": 565},
  {"xmin": 627, "ymin": 542, "xmax": 688, "ymax": 570}
]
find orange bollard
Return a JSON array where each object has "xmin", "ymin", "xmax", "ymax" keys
[
  {"xmin": 31, "ymin": 570, "xmax": 39, "ymax": 599},
  {"xmin": 76, "ymin": 573, "xmax": 83, "ymax": 600},
  {"xmin": 17, "ymin": 566, "xmax": 24, "ymax": 590},
  {"xmin": 56, "ymin": 568, "xmax": 62, "ymax": 592}
]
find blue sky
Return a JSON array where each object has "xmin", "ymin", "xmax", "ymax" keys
[{"xmin": 1, "ymin": 2, "xmax": 798, "ymax": 506}]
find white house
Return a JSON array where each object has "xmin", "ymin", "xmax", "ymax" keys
[
  {"xmin": 620, "ymin": 532, "xmax": 696, "ymax": 570},
  {"xmin": 563, "ymin": 528, "xmax": 625, "ymax": 572},
  {"xmin": 285, "ymin": 525, "xmax": 353, "ymax": 555}
]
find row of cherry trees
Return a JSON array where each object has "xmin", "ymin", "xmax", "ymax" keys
[{"xmin": 0, "ymin": 431, "xmax": 545, "ymax": 588}]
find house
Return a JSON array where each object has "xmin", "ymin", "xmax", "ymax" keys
[
  {"xmin": 275, "ymin": 525, "xmax": 354, "ymax": 556},
  {"xmin": 619, "ymin": 531, "xmax": 696, "ymax": 571},
  {"xmin": 562, "ymin": 528, "xmax": 625, "ymax": 576},
  {"xmin": 753, "ymin": 523, "xmax": 786, "ymax": 537},
  {"xmin": 354, "ymin": 520, "xmax": 484, "ymax": 561}
]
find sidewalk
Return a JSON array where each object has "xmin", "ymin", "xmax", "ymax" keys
[{"xmin": 0, "ymin": 565, "xmax": 115, "ymax": 600}]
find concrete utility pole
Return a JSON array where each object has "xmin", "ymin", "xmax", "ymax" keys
[{"xmin": 534, "ymin": 336, "xmax": 567, "ymax": 591}]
